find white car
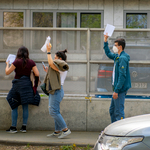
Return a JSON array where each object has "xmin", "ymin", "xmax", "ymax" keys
[{"xmin": 94, "ymin": 114, "xmax": 150, "ymax": 150}]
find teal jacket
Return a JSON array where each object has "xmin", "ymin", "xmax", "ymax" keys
[{"xmin": 104, "ymin": 42, "xmax": 131, "ymax": 93}]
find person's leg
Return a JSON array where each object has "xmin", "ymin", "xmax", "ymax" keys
[
  {"xmin": 114, "ymin": 92, "xmax": 126, "ymax": 121},
  {"xmin": 22, "ymin": 104, "xmax": 28, "ymax": 125},
  {"xmin": 11, "ymin": 107, "xmax": 18, "ymax": 127},
  {"xmin": 49, "ymin": 86, "xmax": 67, "ymax": 131},
  {"xmin": 6, "ymin": 107, "xmax": 18, "ymax": 133},
  {"xmin": 109, "ymin": 97, "xmax": 115, "ymax": 123},
  {"xmin": 20, "ymin": 104, "xmax": 28, "ymax": 133},
  {"xmin": 48, "ymin": 93, "xmax": 61, "ymax": 133}
]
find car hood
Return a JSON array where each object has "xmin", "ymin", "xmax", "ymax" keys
[{"xmin": 104, "ymin": 114, "xmax": 150, "ymax": 136}]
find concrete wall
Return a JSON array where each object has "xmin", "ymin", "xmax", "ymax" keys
[
  {"xmin": 1, "ymin": 96, "xmax": 150, "ymax": 131},
  {"xmin": 1, "ymin": 0, "xmax": 150, "ymax": 28}
]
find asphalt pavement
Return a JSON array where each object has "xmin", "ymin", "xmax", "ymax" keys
[{"xmin": 0, "ymin": 130, "xmax": 100, "ymax": 147}]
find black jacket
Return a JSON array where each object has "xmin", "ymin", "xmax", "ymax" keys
[{"xmin": 6, "ymin": 76, "xmax": 40, "ymax": 110}]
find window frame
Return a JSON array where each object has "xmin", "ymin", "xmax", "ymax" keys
[
  {"xmin": 1, "ymin": 10, "xmax": 25, "ymax": 27},
  {"xmin": 124, "ymin": 11, "xmax": 150, "ymax": 28},
  {"xmin": 31, "ymin": 10, "xmax": 104, "ymax": 28},
  {"xmin": 0, "ymin": 10, "xmax": 25, "ymax": 52},
  {"xmin": 30, "ymin": 10, "xmax": 104, "ymax": 52}
]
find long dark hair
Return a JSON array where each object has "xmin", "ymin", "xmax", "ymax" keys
[
  {"xmin": 55, "ymin": 49, "xmax": 67, "ymax": 61},
  {"xmin": 16, "ymin": 46, "xmax": 29, "ymax": 68}
]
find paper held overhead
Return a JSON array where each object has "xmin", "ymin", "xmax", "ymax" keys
[
  {"xmin": 104, "ymin": 24, "xmax": 115, "ymax": 37},
  {"xmin": 41, "ymin": 36, "xmax": 51, "ymax": 52},
  {"xmin": 6, "ymin": 54, "xmax": 16, "ymax": 64}
]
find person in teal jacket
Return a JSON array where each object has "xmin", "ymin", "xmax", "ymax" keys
[{"xmin": 104, "ymin": 34, "xmax": 131, "ymax": 123}]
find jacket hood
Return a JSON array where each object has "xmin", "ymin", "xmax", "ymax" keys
[
  {"xmin": 53, "ymin": 59, "xmax": 69, "ymax": 71},
  {"xmin": 120, "ymin": 51, "xmax": 130, "ymax": 61}
]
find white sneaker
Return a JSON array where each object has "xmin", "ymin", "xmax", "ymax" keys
[
  {"xmin": 58, "ymin": 129, "xmax": 71, "ymax": 139},
  {"xmin": 47, "ymin": 132, "xmax": 60, "ymax": 137}
]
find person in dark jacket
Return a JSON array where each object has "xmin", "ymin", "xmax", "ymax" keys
[
  {"xmin": 104, "ymin": 34, "xmax": 131, "ymax": 123},
  {"xmin": 5, "ymin": 46, "xmax": 40, "ymax": 133},
  {"xmin": 42, "ymin": 43, "xmax": 71, "ymax": 139}
]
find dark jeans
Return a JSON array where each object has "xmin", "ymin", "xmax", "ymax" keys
[{"xmin": 109, "ymin": 91, "xmax": 126, "ymax": 123}]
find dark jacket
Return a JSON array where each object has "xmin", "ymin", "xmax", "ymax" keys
[
  {"xmin": 44, "ymin": 59, "xmax": 69, "ymax": 95},
  {"xmin": 104, "ymin": 42, "xmax": 131, "ymax": 93},
  {"xmin": 6, "ymin": 76, "xmax": 40, "ymax": 110}
]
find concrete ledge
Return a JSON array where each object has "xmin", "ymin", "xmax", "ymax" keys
[{"xmin": 1, "ymin": 96, "xmax": 150, "ymax": 131}]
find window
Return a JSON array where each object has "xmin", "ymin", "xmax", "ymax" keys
[
  {"xmin": 57, "ymin": 13, "xmax": 77, "ymax": 27},
  {"xmin": 56, "ymin": 13, "xmax": 77, "ymax": 51},
  {"xmin": 80, "ymin": 13, "xmax": 101, "ymax": 51},
  {"xmin": 3, "ymin": 12, "xmax": 24, "ymax": 49},
  {"xmin": 3, "ymin": 12, "xmax": 23, "ymax": 27},
  {"xmin": 125, "ymin": 13, "xmax": 148, "ymax": 40},
  {"xmin": 33, "ymin": 12, "xmax": 53, "ymax": 27},
  {"xmin": 81, "ymin": 13, "xmax": 101, "ymax": 28},
  {"xmin": 32, "ymin": 12, "xmax": 53, "ymax": 50},
  {"xmin": 126, "ymin": 13, "xmax": 147, "ymax": 28}
]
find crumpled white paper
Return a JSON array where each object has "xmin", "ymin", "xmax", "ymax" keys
[{"xmin": 41, "ymin": 36, "xmax": 51, "ymax": 52}]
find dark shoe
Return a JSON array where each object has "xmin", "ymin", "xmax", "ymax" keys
[
  {"xmin": 20, "ymin": 125, "xmax": 26, "ymax": 133},
  {"xmin": 6, "ymin": 126, "xmax": 17, "ymax": 133}
]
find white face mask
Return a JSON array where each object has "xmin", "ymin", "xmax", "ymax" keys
[{"xmin": 113, "ymin": 46, "xmax": 118, "ymax": 53}]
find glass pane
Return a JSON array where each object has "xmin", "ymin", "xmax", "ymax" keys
[
  {"xmin": 0, "ymin": 62, "xmax": 15, "ymax": 93},
  {"xmin": 32, "ymin": 30, "xmax": 53, "ymax": 50},
  {"xmin": 92, "ymin": 63, "xmax": 150, "ymax": 95},
  {"xmin": 81, "ymin": 13, "xmax": 101, "ymax": 28},
  {"xmin": 3, "ymin": 12, "xmax": 23, "ymax": 27},
  {"xmin": 3, "ymin": 30, "xmax": 23, "ymax": 49},
  {"xmin": 126, "ymin": 13, "xmax": 147, "ymax": 38},
  {"xmin": 30, "ymin": 30, "xmax": 86, "ymax": 60},
  {"xmin": 126, "ymin": 13, "xmax": 147, "ymax": 28},
  {"xmin": 64, "ymin": 63, "xmax": 86, "ymax": 94},
  {"xmin": 109, "ymin": 31, "xmax": 150, "ymax": 61},
  {"xmin": 57, "ymin": 13, "xmax": 77, "ymax": 27},
  {"xmin": 33, "ymin": 12, "xmax": 53, "ymax": 27},
  {"xmin": 3, "ymin": 12, "xmax": 24, "ymax": 49},
  {"xmin": 56, "ymin": 31, "xmax": 76, "ymax": 50}
]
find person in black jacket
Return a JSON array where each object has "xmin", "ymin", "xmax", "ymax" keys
[{"xmin": 5, "ymin": 46, "xmax": 40, "ymax": 133}]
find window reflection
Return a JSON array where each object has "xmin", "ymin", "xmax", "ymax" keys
[
  {"xmin": 126, "ymin": 13, "xmax": 147, "ymax": 28},
  {"xmin": 57, "ymin": 13, "xmax": 77, "ymax": 28},
  {"xmin": 81, "ymin": 13, "xmax": 101, "ymax": 28},
  {"xmin": 80, "ymin": 13, "xmax": 101, "ymax": 51},
  {"xmin": 33, "ymin": 12, "xmax": 53, "ymax": 27},
  {"xmin": 3, "ymin": 12, "xmax": 24, "ymax": 49},
  {"xmin": 126, "ymin": 13, "xmax": 147, "ymax": 38}
]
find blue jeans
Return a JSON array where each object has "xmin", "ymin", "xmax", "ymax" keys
[
  {"xmin": 12, "ymin": 104, "xmax": 28, "ymax": 127},
  {"xmin": 49, "ymin": 86, "xmax": 67, "ymax": 131},
  {"xmin": 109, "ymin": 92, "xmax": 126, "ymax": 123}
]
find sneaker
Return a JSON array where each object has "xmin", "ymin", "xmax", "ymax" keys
[
  {"xmin": 58, "ymin": 129, "xmax": 71, "ymax": 139},
  {"xmin": 6, "ymin": 126, "xmax": 17, "ymax": 133},
  {"xmin": 20, "ymin": 125, "xmax": 26, "ymax": 133},
  {"xmin": 47, "ymin": 132, "xmax": 61, "ymax": 137}
]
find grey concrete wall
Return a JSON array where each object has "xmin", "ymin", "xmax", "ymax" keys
[
  {"xmin": 1, "ymin": 0, "xmax": 150, "ymax": 28},
  {"xmin": 1, "ymin": 96, "xmax": 150, "ymax": 131}
]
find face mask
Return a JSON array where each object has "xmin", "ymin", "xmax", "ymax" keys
[{"xmin": 113, "ymin": 46, "xmax": 118, "ymax": 53}]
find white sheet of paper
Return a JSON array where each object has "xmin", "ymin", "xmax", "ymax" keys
[
  {"xmin": 41, "ymin": 36, "xmax": 51, "ymax": 52},
  {"xmin": 6, "ymin": 54, "xmax": 16, "ymax": 64},
  {"xmin": 104, "ymin": 24, "xmax": 115, "ymax": 37}
]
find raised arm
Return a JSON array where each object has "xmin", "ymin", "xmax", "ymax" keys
[
  {"xmin": 104, "ymin": 35, "xmax": 116, "ymax": 60},
  {"xmin": 46, "ymin": 43, "xmax": 59, "ymax": 72}
]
